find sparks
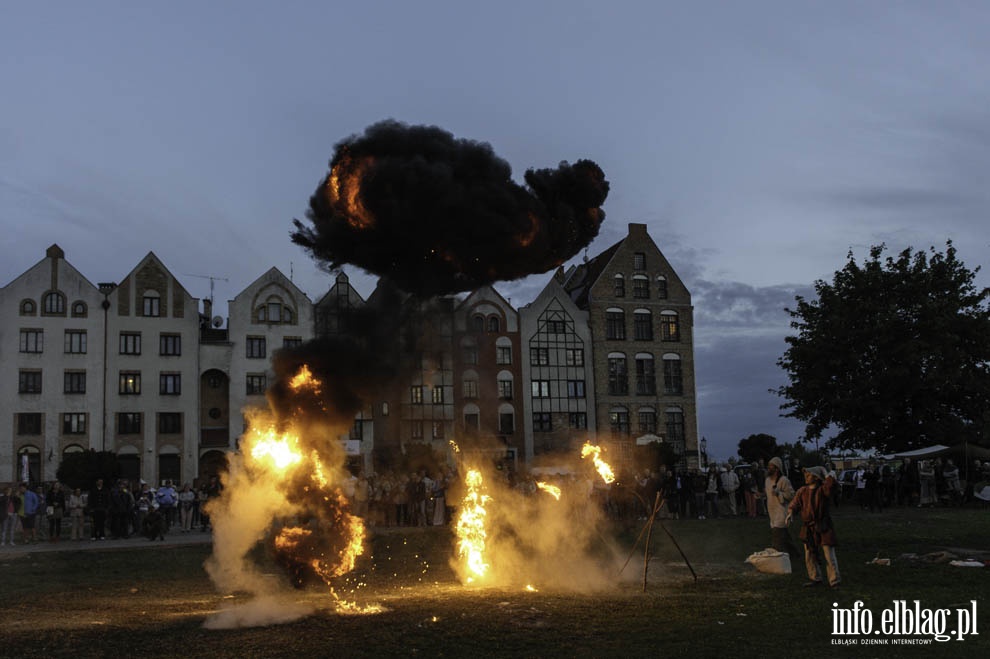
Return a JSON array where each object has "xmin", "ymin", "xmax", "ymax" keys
[{"xmin": 454, "ymin": 468, "xmax": 491, "ymax": 582}]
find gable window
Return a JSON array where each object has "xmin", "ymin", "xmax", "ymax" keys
[
  {"xmin": 63, "ymin": 413, "xmax": 87, "ymax": 435},
  {"xmin": 19, "ymin": 370, "xmax": 42, "ymax": 394},
  {"xmin": 65, "ymin": 330, "xmax": 87, "ymax": 354},
  {"xmin": 142, "ymin": 292, "xmax": 161, "ymax": 317},
  {"xmin": 607, "ymin": 354, "xmax": 628, "ymax": 395},
  {"xmin": 246, "ymin": 336, "xmax": 266, "ymax": 358},
  {"xmin": 43, "ymin": 291, "xmax": 66, "ymax": 315},
  {"xmin": 613, "ymin": 275, "xmax": 625, "ymax": 297},
  {"xmin": 64, "ymin": 371, "xmax": 86, "ymax": 394},
  {"xmin": 663, "ymin": 354, "xmax": 683, "ymax": 395},
  {"xmin": 120, "ymin": 332, "xmax": 142, "ymax": 355},
  {"xmin": 633, "ymin": 275, "xmax": 650, "ymax": 299},
  {"xmin": 656, "ymin": 276, "xmax": 668, "ymax": 300},
  {"xmin": 660, "ymin": 311, "xmax": 680, "ymax": 342},
  {"xmin": 160, "ymin": 334, "xmax": 181, "ymax": 356},
  {"xmin": 119, "ymin": 372, "xmax": 141, "ymax": 395},
  {"xmin": 20, "ymin": 299, "xmax": 36, "ymax": 316},
  {"xmin": 488, "ymin": 316, "xmax": 501, "ymax": 333},
  {"xmin": 472, "ymin": 315, "xmax": 485, "ymax": 332},
  {"xmin": 633, "ymin": 252, "xmax": 646, "ymax": 270},
  {"xmin": 256, "ymin": 300, "xmax": 295, "ymax": 324},
  {"xmin": 606, "ymin": 309, "xmax": 625, "ymax": 340},
  {"xmin": 71, "ymin": 301, "xmax": 87, "ymax": 317},
  {"xmin": 20, "ymin": 329, "xmax": 43, "ymax": 353}
]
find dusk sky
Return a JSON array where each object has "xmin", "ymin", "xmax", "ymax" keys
[{"xmin": 3, "ymin": 2, "xmax": 989, "ymax": 462}]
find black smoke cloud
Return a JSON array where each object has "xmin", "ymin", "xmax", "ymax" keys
[{"xmin": 291, "ymin": 120, "xmax": 609, "ymax": 297}]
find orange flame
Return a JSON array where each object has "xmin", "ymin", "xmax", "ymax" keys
[
  {"xmin": 581, "ymin": 442, "xmax": 615, "ymax": 484},
  {"xmin": 249, "ymin": 429, "xmax": 304, "ymax": 472},
  {"xmin": 517, "ymin": 211, "xmax": 540, "ymax": 248},
  {"xmin": 289, "ymin": 365, "xmax": 321, "ymax": 394},
  {"xmin": 327, "ymin": 154, "xmax": 376, "ymax": 230},
  {"xmin": 536, "ymin": 481, "xmax": 561, "ymax": 500},
  {"xmin": 455, "ymin": 468, "xmax": 490, "ymax": 583}
]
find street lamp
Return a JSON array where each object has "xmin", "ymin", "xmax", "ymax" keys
[{"xmin": 700, "ymin": 436, "xmax": 708, "ymax": 468}]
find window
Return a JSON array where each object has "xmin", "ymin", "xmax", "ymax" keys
[
  {"xmin": 663, "ymin": 355, "xmax": 683, "ymax": 395},
  {"xmin": 246, "ymin": 374, "xmax": 267, "ymax": 395},
  {"xmin": 666, "ymin": 408, "xmax": 685, "ymax": 444},
  {"xmin": 464, "ymin": 413, "xmax": 479, "ymax": 430},
  {"xmin": 64, "ymin": 371, "xmax": 86, "ymax": 394},
  {"xmin": 63, "ymin": 413, "xmax": 87, "ymax": 435},
  {"xmin": 283, "ymin": 337, "xmax": 303, "ymax": 349},
  {"xmin": 43, "ymin": 291, "xmax": 65, "ymax": 315},
  {"xmin": 410, "ymin": 385, "xmax": 424, "ymax": 404},
  {"xmin": 71, "ymin": 301, "xmax": 87, "ymax": 317},
  {"xmin": 498, "ymin": 379, "xmax": 513, "ymax": 399},
  {"xmin": 256, "ymin": 301, "xmax": 295, "ymax": 324},
  {"xmin": 350, "ymin": 419, "xmax": 364, "ymax": 441},
  {"xmin": 639, "ymin": 409, "xmax": 657, "ymax": 434},
  {"xmin": 613, "ymin": 275, "xmax": 625, "ymax": 297},
  {"xmin": 160, "ymin": 373, "xmax": 181, "ymax": 395},
  {"xmin": 119, "ymin": 372, "xmax": 141, "ymax": 395},
  {"xmin": 569, "ymin": 412, "xmax": 588, "ymax": 430},
  {"xmin": 246, "ymin": 336, "xmax": 266, "ymax": 358},
  {"xmin": 661, "ymin": 312, "xmax": 680, "ymax": 341},
  {"xmin": 17, "ymin": 413, "xmax": 42, "ymax": 435},
  {"xmin": 607, "ymin": 356, "xmax": 628, "ymax": 395},
  {"xmin": 531, "ymin": 380, "xmax": 550, "ymax": 398},
  {"xmin": 120, "ymin": 332, "xmax": 142, "ymax": 355},
  {"xmin": 20, "ymin": 329, "xmax": 43, "ymax": 353},
  {"xmin": 634, "ymin": 311, "xmax": 653, "ymax": 340},
  {"xmin": 159, "ymin": 413, "xmax": 182, "ymax": 434},
  {"xmin": 533, "ymin": 413, "xmax": 553, "ymax": 432},
  {"xmin": 60, "ymin": 330, "xmax": 87, "ymax": 354},
  {"xmin": 530, "ymin": 347, "xmax": 550, "ymax": 365},
  {"xmin": 633, "ymin": 252, "xmax": 646, "ymax": 270},
  {"xmin": 633, "ymin": 275, "xmax": 650, "ymax": 299},
  {"xmin": 488, "ymin": 316, "xmax": 500, "ymax": 333},
  {"xmin": 20, "ymin": 299, "xmax": 36, "ymax": 316},
  {"xmin": 432, "ymin": 386, "xmax": 445, "ymax": 405},
  {"xmin": 610, "ymin": 408, "xmax": 630, "ymax": 435},
  {"xmin": 432, "ymin": 421, "xmax": 445, "ymax": 439},
  {"xmin": 566, "ymin": 380, "xmax": 586, "ymax": 398},
  {"xmin": 636, "ymin": 355, "xmax": 656, "ymax": 395},
  {"xmin": 160, "ymin": 334, "xmax": 181, "ymax": 356},
  {"xmin": 546, "ymin": 319, "xmax": 566, "ymax": 334},
  {"xmin": 471, "ymin": 315, "xmax": 484, "ymax": 332},
  {"xmin": 19, "ymin": 370, "xmax": 42, "ymax": 394},
  {"xmin": 565, "ymin": 348, "xmax": 584, "ymax": 366},
  {"xmin": 657, "ymin": 276, "xmax": 668, "ymax": 300},
  {"xmin": 463, "ymin": 345, "xmax": 479, "ymax": 365},
  {"xmin": 410, "ymin": 420, "xmax": 424, "ymax": 439},
  {"xmin": 499, "ymin": 413, "xmax": 515, "ymax": 434},
  {"xmin": 463, "ymin": 380, "xmax": 479, "ymax": 398},
  {"xmin": 606, "ymin": 310, "xmax": 625, "ymax": 340},
  {"xmin": 142, "ymin": 293, "xmax": 161, "ymax": 317},
  {"xmin": 118, "ymin": 412, "xmax": 142, "ymax": 434},
  {"xmin": 496, "ymin": 346, "xmax": 512, "ymax": 365}
]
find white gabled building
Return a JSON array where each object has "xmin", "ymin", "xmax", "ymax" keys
[
  {"xmin": 227, "ymin": 267, "xmax": 314, "ymax": 442},
  {"xmin": 105, "ymin": 252, "xmax": 201, "ymax": 486},
  {"xmin": 1, "ymin": 245, "xmax": 108, "ymax": 483}
]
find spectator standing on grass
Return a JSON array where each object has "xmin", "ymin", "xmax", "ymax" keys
[
  {"xmin": 754, "ymin": 460, "xmax": 769, "ymax": 516},
  {"xmin": 720, "ymin": 466, "xmax": 740, "ymax": 516},
  {"xmin": 46, "ymin": 482, "xmax": 66, "ymax": 541},
  {"xmin": 34, "ymin": 486, "xmax": 47, "ymax": 541},
  {"xmin": 0, "ymin": 486, "xmax": 19, "ymax": 545},
  {"xmin": 942, "ymin": 460, "xmax": 961, "ymax": 506},
  {"xmin": 68, "ymin": 488, "xmax": 85, "ymax": 540},
  {"xmin": 854, "ymin": 466, "xmax": 868, "ymax": 509},
  {"xmin": 765, "ymin": 457, "xmax": 799, "ymax": 560},
  {"xmin": 898, "ymin": 458, "xmax": 916, "ymax": 506},
  {"xmin": 19, "ymin": 483, "xmax": 39, "ymax": 544},
  {"xmin": 741, "ymin": 469, "xmax": 758, "ymax": 518},
  {"xmin": 178, "ymin": 483, "xmax": 196, "ymax": 532},
  {"xmin": 88, "ymin": 478, "xmax": 110, "ymax": 540},
  {"xmin": 155, "ymin": 480, "xmax": 177, "ymax": 531},
  {"xmin": 691, "ymin": 469, "xmax": 707, "ymax": 519},
  {"xmin": 787, "ymin": 466, "xmax": 840, "ymax": 588},
  {"xmin": 705, "ymin": 467, "xmax": 721, "ymax": 519},
  {"xmin": 918, "ymin": 460, "xmax": 936, "ymax": 507}
]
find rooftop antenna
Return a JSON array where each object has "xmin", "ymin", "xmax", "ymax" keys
[{"xmin": 185, "ymin": 273, "xmax": 229, "ymax": 307}]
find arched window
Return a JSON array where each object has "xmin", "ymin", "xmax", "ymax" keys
[
  {"xmin": 20, "ymin": 299, "xmax": 37, "ymax": 316},
  {"xmin": 607, "ymin": 352, "xmax": 628, "ymax": 395},
  {"xmin": 609, "ymin": 405, "xmax": 630, "ymax": 435},
  {"xmin": 635, "ymin": 353, "xmax": 655, "ymax": 395},
  {"xmin": 472, "ymin": 314, "xmax": 485, "ymax": 332},
  {"xmin": 606, "ymin": 308, "xmax": 625, "ymax": 340},
  {"xmin": 488, "ymin": 316, "xmax": 501, "ymax": 333},
  {"xmin": 637, "ymin": 406, "xmax": 657, "ymax": 434},
  {"xmin": 633, "ymin": 274, "xmax": 650, "ymax": 299},
  {"xmin": 656, "ymin": 276, "xmax": 669, "ymax": 300},
  {"xmin": 633, "ymin": 309, "xmax": 653, "ymax": 340},
  {"xmin": 71, "ymin": 301, "xmax": 88, "ymax": 317},
  {"xmin": 255, "ymin": 297, "xmax": 295, "ymax": 325},
  {"xmin": 660, "ymin": 311, "xmax": 680, "ymax": 342},
  {"xmin": 43, "ymin": 291, "xmax": 65, "ymax": 315},
  {"xmin": 613, "ymin": 274, "xmax": 625, "ymax": 297},
  {"xmin": 663, "ymin": 353, "xmax": 683, "ymax": 394},
  {"xmin": 16, "ymin": 445, "xmax": 41, "ymax": 484}
]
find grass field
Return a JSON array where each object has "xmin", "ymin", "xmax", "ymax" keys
[{"xmin": 1, "ymin": 506, "xmax": 987, "ymax": 658}]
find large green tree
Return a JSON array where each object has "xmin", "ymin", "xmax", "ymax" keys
[
  {"xmin": 736, "ymin": 433, "xmax": 779, "ymax": 464},
  {"xmin": 775, "ymin": 242, "xmax": 990, "ymax": 453}
]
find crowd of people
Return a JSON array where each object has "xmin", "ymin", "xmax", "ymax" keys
[{"xmin": 0, "ymin": 475, "xmax": 223, "ymax": 546}]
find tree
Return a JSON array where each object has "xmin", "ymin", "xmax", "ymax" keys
[
  {"xmin": 775, "ymin": 242, "xmax": 990, "ymax": 454},
  {"xmin": 737, "ymin": 433, "xmax": 779, "ymax": 464},
  {"xmin": 56, "ymin": 450, "xmax": 119, "ymax": 490}
]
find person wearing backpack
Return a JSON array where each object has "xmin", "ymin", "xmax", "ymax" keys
[{"xmin": 155, "ymin": 480, "xmax": 177, "ymax": 531}]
